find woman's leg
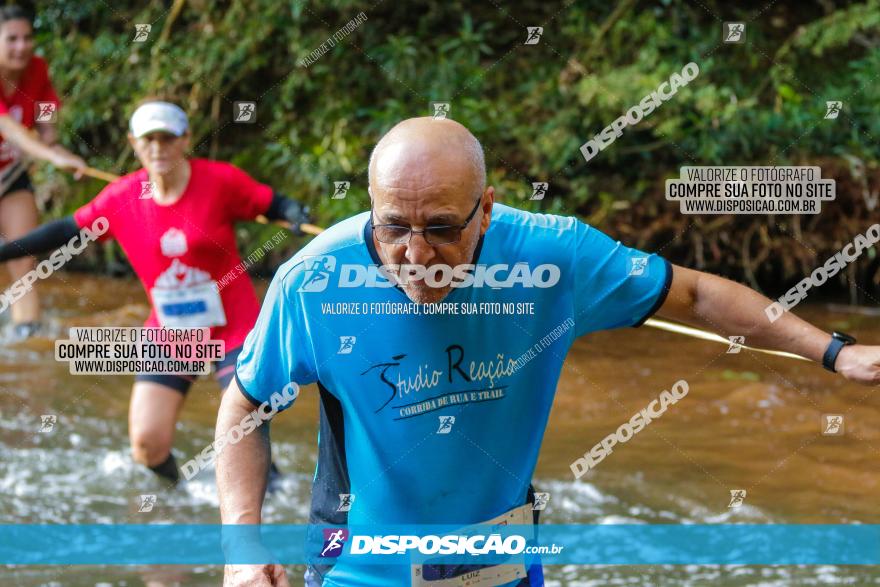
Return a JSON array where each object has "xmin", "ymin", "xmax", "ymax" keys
[
  {"xmin": 129, "ymin": 380, "xmax": 188, "ymax": 484},
  {"xmin": 0, "ymin": 188, "xmax": 41, "ymax": 324}
]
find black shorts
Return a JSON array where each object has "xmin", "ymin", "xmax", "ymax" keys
[
  {"xmin": 1, "ymin": 171, "xmax": 35, "ymax": 199},
  {"xmin": 134, "ymin": 344, "xmax": 243, "ymax": 394}
]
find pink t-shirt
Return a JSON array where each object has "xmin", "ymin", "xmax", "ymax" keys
[
  {"xmin": 74, "ymin": 159, "xmax": 274, "ymax": 350},
  {"xmin": 0, "ymin": 55, "xmax": 60, "ymax": 174}
]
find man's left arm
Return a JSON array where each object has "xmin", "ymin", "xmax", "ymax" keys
[{"xmin": 657, "ymin": 264, "xmax": 880, "ymax": 385}]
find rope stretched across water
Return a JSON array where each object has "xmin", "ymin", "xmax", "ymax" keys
[{"xmin": 78, "ymin": 166, "xmax": 809, "ymax": 362}]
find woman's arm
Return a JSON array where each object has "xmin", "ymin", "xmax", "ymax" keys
[
  {"xmin": 35, "ymin": 121, "xmax": 58, "ymax": 146},
  {"xmin": 0, "ymin": 216, "xmax": 80, "ymax": 262},
  {"xmin": 263, "ymin": 192, "xmax": 311, "ymax": 236},
  {"xmin": 0, "ymin": 115, "xmax": 86, "ymax": 173},
  {"xmin": 35, "ymin": 123, "xmax": 86, "ymax": 178}
]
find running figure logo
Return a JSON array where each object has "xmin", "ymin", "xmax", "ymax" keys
[
  {"xmin": 524, "ymin": 27, "xmax": 543, "ymax": 45},
  {"xmin": 338, "ymin": 336, "xmax": 356, "ymax": 355},
  {"xmin": 824, "ymin": 101, "xmax": 842, "ymax": 119},
  {"xmin": 138, "ymin": 494, "xmax": 157, "ymax": 512},
  {"xmin": 530, "ymin": 182, "xmax": 548, "ymax": 201},
  {"xmin": 361, "ymin": 354, "xmax": 406, "ymax": 413},
  {"xmin": 727, "ymin": 336, "xmax": 745, "ymax": 354},
  {"xmin": 133, "ymin": 24, "xmax": 151, "ymax": 42},
  {"xmin": 337, "ymin": 493, "xmax": 355, "ymax": 512},
  {"xmin": 34, "ymin": 102, "xmax": 57, "ymax": 123},
  {"xmin": 140, "ymin": 181, "xmax": 157, "ymax": 199},
  {"xmin": 39, "ymin": 415, "xmax": 56, "ymax": 433},
  {"xmin": 332, "ymin": 181, "xmax": 350, "ymax": 200},
  {"xmin": 431, "ymin": 102, "xmax": 450, "ymax": 120},
  {"xmin": 321, "ymin": 528, "xmax": 349, "ymax": 558},
  {"xmin": 532, "ymin": 492, "xmax": 550, "ymax": 511},
  {"xmin": 728, "ymin": 489, "xmax": 746, "ymax": 508},
  {"xmin": 233, "ymin": 102, "xmax": 256, "ymax": 123},
  {"xmin": 298, "ymin": 255, "xmax": 336, "ymax": 293},
  {"xmin": 723, "ymin": 23, "xmax": 745, "ymax": 43},
  {"xmin": 629, "ymin": 256, "xmax": 648, "ymax": 276},
  {"xmin": 822, "ymin": 414, "xmax": 844, "ymax": 435},
  {"xmin": 437, "ymin": 416, "xmax": 456, "ymax": 434}
]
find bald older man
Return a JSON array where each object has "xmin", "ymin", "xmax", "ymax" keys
[{"xmin": 218, "ymin": 118, "xmax": 880, "ymax": 587}]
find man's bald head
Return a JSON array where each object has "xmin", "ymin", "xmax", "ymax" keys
[
  {"xmin": 368, "ymin": 117, "xmax": 486, "ymax": 200},
  {"xmin": 366, "ymin": 117, "xmax": 494, "ymax": 304}
]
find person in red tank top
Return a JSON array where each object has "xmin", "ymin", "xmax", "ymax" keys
[
  {"xmin": 0, "ymin": 97, "xmax": 312, "ymax": 485},
  {"xmin": 0, "ymin": 5, "xmax": 86, "ymax": 337}
]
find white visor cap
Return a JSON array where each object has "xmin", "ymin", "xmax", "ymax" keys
[{"xmin": 129, "ymin": 101, "xmax": 189, "ymax": 138}]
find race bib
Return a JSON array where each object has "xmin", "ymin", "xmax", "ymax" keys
[
  {"xmin": 410, "ymin": 504, "xmax": 534, "ymax": 587},
  {"xmin": 151, "ymin": 281, "xmax": 227, "ymax": 328}
]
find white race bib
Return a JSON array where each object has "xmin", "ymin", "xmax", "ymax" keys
[
  {"xmin": 410, "ymin": 503, "xmax": 534, "ymax": 587},
  {"xmin": 151, "ymin": 281, "xmax": 227, "ymax": 328}
]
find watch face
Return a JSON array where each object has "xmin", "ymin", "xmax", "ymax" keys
[{"xmin": 834, "ymin": 331, "xmax": 857, "ymax": 345}]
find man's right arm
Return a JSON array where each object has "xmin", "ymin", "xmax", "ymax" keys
[
  {"xmin": 217, "ymin": 377, "xmax": 271, "ymax": 523},
  {"xmin": 217, "ymin": 378, "xmax": 289, "ymax": 587}
]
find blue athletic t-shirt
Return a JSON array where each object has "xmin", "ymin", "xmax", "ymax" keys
[{"xmin": 235, "ymin": 203, "xmax": 671, "ymax": 586}]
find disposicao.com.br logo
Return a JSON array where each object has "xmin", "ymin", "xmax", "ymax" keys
[
  {"xmin": 319, "ymin": 532, "xmax": 562, "ymax": 557},
  {"xmin": 297, "ymin": 255, "xmax": 561, "ymax": 292}
]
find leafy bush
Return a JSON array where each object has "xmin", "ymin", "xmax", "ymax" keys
[{"xmin": 20, "ymin": 0, "xmax": 880, "ymax": 296}]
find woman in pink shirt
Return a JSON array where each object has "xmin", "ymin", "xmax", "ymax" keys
[
  {"xmin": 0, "ymin": 5, "xmax": 86, "ymax": 337},
  {"xmin": 0, "ymin": 98, "xmax": 310, "ymax": 485}
]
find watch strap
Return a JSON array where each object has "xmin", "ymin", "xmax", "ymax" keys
[{"xmin": 822, "ymin": 336, "xmax": 847, "ymax": 372}]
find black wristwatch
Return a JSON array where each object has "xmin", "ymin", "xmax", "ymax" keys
[{"xmin": 822, "ymin": 331, "xmax": 856, "ymax": 372}]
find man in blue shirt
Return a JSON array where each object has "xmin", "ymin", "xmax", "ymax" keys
[{"xmin": 218, "ymin": 117, "xmax": 880, "ymax": 587}]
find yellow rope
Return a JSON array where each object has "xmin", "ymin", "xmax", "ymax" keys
[{"xmin": 644, "ymin": 318, "xmax": 810, "ymax": 361}]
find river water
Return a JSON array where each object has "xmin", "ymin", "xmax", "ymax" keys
[{"xmin": 1, "ymin": 273, "xmax": 878, "ymax": 585}]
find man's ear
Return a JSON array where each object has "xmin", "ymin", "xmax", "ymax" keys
[
  {"xmin": 126, "ymin": 133, "xmax": 137, "ymax": 150},
  {"xmin": 480, "ymin": 186, "xmax": 494, "ymax": 234}
]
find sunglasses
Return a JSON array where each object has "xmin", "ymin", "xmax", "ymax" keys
[{"xmin": 371, "ymin": 196, "xmax": 482, "ymax": 245}]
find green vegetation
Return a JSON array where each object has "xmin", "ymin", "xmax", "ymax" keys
[{"xmin": 25, "ymin": 0, "xmax": 880, "ymax": 297}]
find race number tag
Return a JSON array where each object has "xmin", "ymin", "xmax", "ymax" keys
[
  {"xmin": 151, "ymin": 282, "xmax": 227, "ymax": 328},
  {"xmin": 410, "ymin": 503, "xmax": 534, "ymax": 587}
]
